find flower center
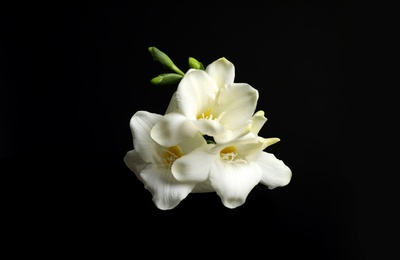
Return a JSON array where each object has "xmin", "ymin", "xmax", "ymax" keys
[
  {"xmin": 197, "ymin": 107, "xmax": 215, "ymax": 120},
  {"xmin": 220, "ymin": 145, "xmax": 247, "ymax": 164},
  {"xmin": 162, "ymin": 145, "xmax": 183, "ymax": 168}
]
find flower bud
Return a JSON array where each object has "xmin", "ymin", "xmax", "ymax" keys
[
  {"xmin": 148, "ymin": 47, "xmax": 185, "ymax": 76},
  {"xmin": 188, "ymin": 57, "xmax": 204, "ymax": 70},
  {"xmin": 150, "ymin": 73, "xmax": 183, "ymax": 86}
]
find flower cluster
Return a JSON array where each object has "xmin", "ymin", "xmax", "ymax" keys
[{"xmin": 124, "ymin": 47, "xmax": 292, "ymax": 210}]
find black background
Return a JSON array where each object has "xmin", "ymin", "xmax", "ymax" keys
[{"xmin": 1, "ymin": 1, "xmax": 382, "ymax": 259}]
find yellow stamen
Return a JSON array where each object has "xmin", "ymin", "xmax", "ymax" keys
[
  {"xmin": 197, "ymin": 107, "xmax": 214, "ymax": 120},
  {"xmin": 220, "ymin": 145, "xmax": 236, "ymax": 155},
  {"xmin": 220, "ymin": 145, "xmax": 247, "ymax": 164},
  {"xmin": 163, "ymin": 145, "xmax": 183, "ymax": 168},
  {"xmin": 220, "ymin": 145, "xmax": 237, "ymax": 162}
]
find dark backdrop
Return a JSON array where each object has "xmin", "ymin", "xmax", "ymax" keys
[{"xmin": 2, "ymin": 1, "xmax": 375, "ymax": 259}]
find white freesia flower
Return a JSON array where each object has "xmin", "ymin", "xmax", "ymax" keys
[
  {"xmin": 150, "ymin": 57, "xmax": 259, "ymax": 147},
  {"xmin": 123, "ymin": 110, "xmax": 213, "ymax": 210},
  {"xmin": 124, "ymin": 47, "xmax": 293, "ymax": 210},
  {"xmin": 171, "ymin": 110, "xmax": 292, "ymax": 209}
]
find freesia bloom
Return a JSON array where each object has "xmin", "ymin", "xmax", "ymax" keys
[
  {"xmin": 150, "ymin": 57, "xmax": 259, "ymax": 147},
  {"xmin": 171, "ymin": 110, "xmax": 292, "ymax": 209},
  {"xmin": 124, "ymin": 48, "xmax": 292, "ymax": 210},
  {"xmin": 123, "ymin": 110, "xmax": 213, "ymax": 210}
]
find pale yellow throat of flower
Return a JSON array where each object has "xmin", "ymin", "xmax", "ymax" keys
[
  {"xmin": 220, "ymin": 145, "xmax": 247, "ymax": 164},
  {"xmin": 163, "ymin": 145, "xmax": 183, "ymax": 168},
  {"xmin": 197, "ymin": 107, "xmax": 214, "ymax": 120},
  {"xmin": 196, "ymin": 107, "xmax": 225, "ymax": 121}
]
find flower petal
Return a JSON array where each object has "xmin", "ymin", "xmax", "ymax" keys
[
  {"xmin": 177, "ymin": 132, "xmax": 207, "ymax": 154},
  {"xmin": 213, "ymin": 130, "xmax": 242, "ymax": 144},
  {"xmin": 140, "ymin": 164, "xmax": 195, "ymax": 210},
  {"xmin": 129, "ymin": 111, "xmax": 163, "ymax": 163},
  {"xmin": 260, "ymin": 137, "xmax": 280, "ymax": 150},
  {"xmin": 165, "ymin": 91, "xmax": 178, "ymax": 114},
  {"xmin": 257, "ymin": 152, "xmax": 292, "ymax": 189},
  {"xmin": 123, "ymin": 150, "xmax": 149, "ymax": 181},
  {"xmin": 176, "ymin": 69, "xmax": 218, "ymax": 118},
  {"xmin": 216, "ymin": 83, "xmax": 259, "ymax": 130},
  {"xmin": 172, "ymin": 144, "xmax": 214, "ymax": 183},
  {"xmin": 192, "ymin": 179, "xmax": 214, "ymax": 193},
  {"xmin": 205, "ymin": 57, "xmax": 235, "ymax": 88},
  {"xmin": 250, "ymin": 110, "xmax": 267, "ymax": 135},
  {"xmin": 150, "ymin": 112, "xmax": 198, "ymax": 147},
  {"xmin": 209, "ymin": 160, "xmax": 261, "ymax": 209},
  {"xmin": 192, "ymin": 118, "xmax": 224, "ymax": 137}
]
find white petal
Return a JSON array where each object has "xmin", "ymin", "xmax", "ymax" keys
[
  {"xmin": 260, "ymin": 137, "xmax": 280, "ymax": 150},
  {"xmin": 140, "ymin": 164, "xmax": 195, "ymax": 210},
  {"xmin": 176, "ymin": 69, "xmax": 219, "ymax": 118},
  {"xmin": 211, "ymin": 133, "xmax": 260, "ymax": 154},
  {"xmin": 123, "ymin": 150, "xmax": 149, "ymax": 181},
  {"xmin": 165, "ymin": 91, "xmax": 178, "ymax": 114},
  {"xmin": 216, "ymin": 83, "xmax": 259, "ymax": 130},
  {"xmin": 177, "ymin": 132, "xmax": 207, "ymax": 154},
  {"xmin": 192, "ymin": 179, "xmax": 215, "ymax": 193},
  {"xmin": 257, "ymin": 152, "xmax": 292, "ymax": 189},
  {"xmin": 150, "ymin": 112, "xmax": 198, "ymax": 147},
  {"xmin": 192, "ymin": 118, "xmax": 224, "ymax": 136},
  {"xmin": 171, "ymin": 144, "xmax": 214, "ymax": 183},
  {"xmin": 238, "ymin": 141, "xmax": 264, "ymax": 162},
  {"xmin": 250, "ymin": 110, "xmax": 267, "ymax": 135},
  {"xmin": 209, "ymin": 160, "xmax": 261, "ymax": 209},
  {"xmin": 213, "ymin": 124, "xmax": 252, "ymax": 144},
  {"xmin": 205, "ymin": 57, "xmax": 235, "ymax": 88},
  {"xmin": 129, "ymin": 111, "xmax": 163, "ymax": 163},
  {"xmin": 213, "ymin": 129, "xmax": 245, "ymax": 144}
]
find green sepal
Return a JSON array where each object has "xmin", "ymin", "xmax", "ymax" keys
[
  {"xmin": 188, "ymin": 57, "xmax": 204, "ymax": 70},
  {"xmin": 150, "ymin": 73, "xmax": 183, "ymax": 86},
  {"xmin": 148, "ymin": 47, "xmax": 185, "ymax": 76}
]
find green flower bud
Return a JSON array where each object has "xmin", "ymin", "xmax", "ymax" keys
[
  {"xmin": 148, "ymin": 47, "xmax": 185, "ymax": 76},
  {"xmin": 188, "ymin": 57, "xmax": 204, "ymax": 70},
  {"xmin": 150, "ymin": 73, "xmax": 183, "ymax": 86}
]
